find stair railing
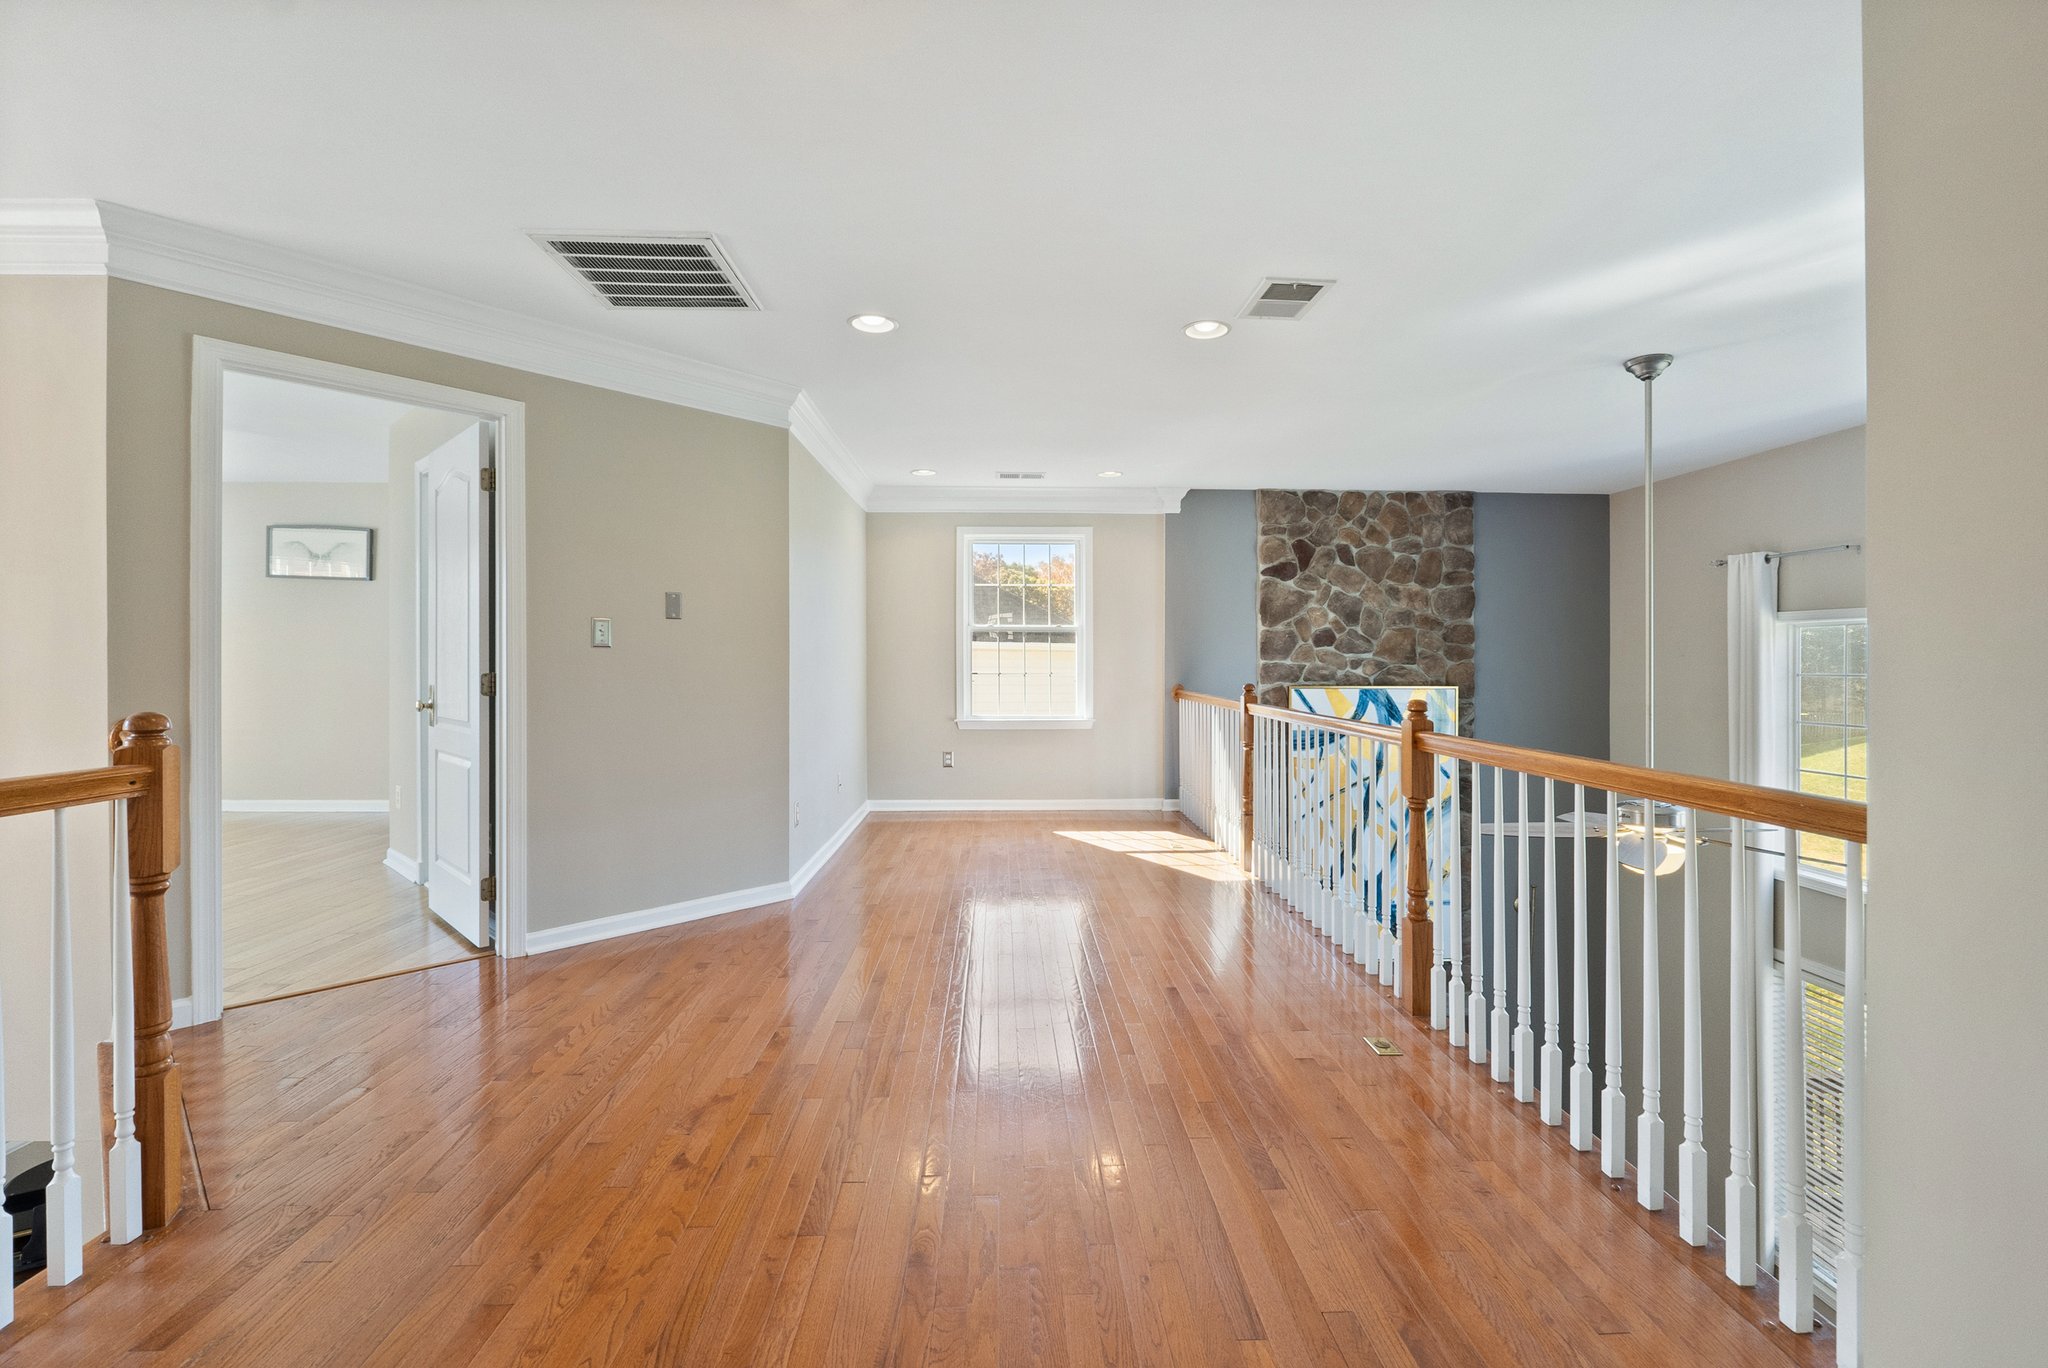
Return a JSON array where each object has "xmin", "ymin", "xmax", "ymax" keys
[
  {"xmin": 1173, "ymin": 685, "xmax": 1870, "ymax": 1365},
  {"xmin": 0, "ymin": 713, "xmax": 183, "ymax": 1323}
]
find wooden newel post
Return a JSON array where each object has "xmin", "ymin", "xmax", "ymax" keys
[
  {"xmin": 110, "ymin": 712, "xmax": 182, "ymax": 1229},
  {"xmin": 1239, "ymin": 684, "xmax": 1256, "ymax": 871},
  {"xmin": 1400, "ymin": 699, "xmax": 1433, "ymax": 1018}
]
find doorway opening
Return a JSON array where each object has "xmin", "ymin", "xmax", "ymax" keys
[{"xmin": 190, "ymin": 339, "xmax": 528, "ymax": 1021}]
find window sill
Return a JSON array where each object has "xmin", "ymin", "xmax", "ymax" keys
[
  {"xmin": 955, "ymin": 716, "xmax": 1094, "ymax": 731},
  {"xmin": 1772, "ymin": 866, "xmax": 1867, "ymax": 900}
]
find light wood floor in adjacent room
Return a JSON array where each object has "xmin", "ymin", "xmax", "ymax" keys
[
  {"xmin": 4, "ymin": 814, "xmax": 1823, "ymax": 1366},
  {"xmin": 222, "ymin": 812, "xmax": 483, "ymax": 1006}
]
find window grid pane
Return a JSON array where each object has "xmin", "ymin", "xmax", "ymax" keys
[
  {"xmin": 1792, "ymin": 621, "xmax": 1868, "ymax": 879},
  {"xmin": 966, "ymin": 538, "xmax": 1081, "ymax": 718}
]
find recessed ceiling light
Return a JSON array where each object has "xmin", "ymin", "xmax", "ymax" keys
[
  {"xmin": 909, "ymin": 468, "xmax": 937, "ymax": 477},
  {"xmin": 1097, "ymin": 470, "xmax": 1124, "ymax": 478},
  {"xmin": 849, "ymin": 314, "xmax": 897, "ymax": 333},
  {"xmin": 1184, "ymin": 320, "xmax": 1229, "ymax": 340}
]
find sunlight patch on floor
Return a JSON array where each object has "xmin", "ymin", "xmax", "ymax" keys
[{"xmin": 1055, "ymin": 828, "xmax": 1251, "ymax": 883}]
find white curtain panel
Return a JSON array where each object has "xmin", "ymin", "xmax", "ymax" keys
[{"xmin": 1725, "ymin": 549, "xmax": 1788, "ymax": 1265}]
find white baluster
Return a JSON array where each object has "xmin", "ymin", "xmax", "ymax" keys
[
  {"xmin": 1638, "ymin": 802, "xmax": 1665, "ymax": 1212},
  {"xmin": 1677, "ymin": 805, "xmax": 1708, "ymax": 1245},
  {"xmin": 108, "ymin": 800, "xmax": 142, "ymax": 1244},
  {"xmin": 1430, "ymin": 761, "xmax": 1448, "ymax": 1031},
  {"xmin": 1384, "ymin": 797, "xmax": 1400, "ymax": 993},
  {"xmin": 1336, "ymin": 736, "xmax": 1354, "ymax": 956},
  {"xmin": 1778, "ymin": 830, "xmax": 1814, "ymax": 1332},
  {"xmin": 1725, "ymin": 817, "xmax": 1759, "ymax": 1286},
  {"xmin": 1513, "ymin": 770, "xmax": 1536, "ymax": 1103},
  {"xmin": 1467, "ymin": 762, "xmax": 1488, "ymax": 1065},
  {"xmin": 1386, "ymin": 797, "xmax": 1401, "ymax": 998},
  {"xmin": 1445, "ymin": 758, "xmax": 1465, "ymax": 1043},
  {"xmin": 1489, "ymin": 765, "xmax": 1511, "ymax": 1081},
  {"xmin": 1539, "ymin": 777, "xmax": 1563, "ymax": 1125},
  {"xmin": 46, "ymin": 808, "xmax": 84, "ymax": 1285},
  {"xmin": 1568, "ymin": 786, "xmax": 1593, "ymax": 1151},
  {"xmin": 1837, "ymin": 842, "xmax": 1866, "ymax": 1367},
  {"xmin": 1600, "ymin": 790, "xmax": 1628, "ymax": 1179}
]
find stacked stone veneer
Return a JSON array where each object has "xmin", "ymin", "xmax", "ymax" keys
[{"xmin": 1255, "ymin": 490, "xmax": 1477, "ymax": 729}]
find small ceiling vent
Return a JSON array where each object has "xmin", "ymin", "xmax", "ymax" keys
[
  {"xmin": 997, "ymin": 471, "xmax": 1047, "ymax": 480},
  {"xmin": 533, "ymin": 234, "xmax": 758, "ymax": 309},
  {"xmin": 1239, "ymin": 278, "xmax": 1334, "ymax": 320}
]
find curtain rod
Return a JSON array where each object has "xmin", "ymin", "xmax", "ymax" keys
[{"xmin": 1708, "ymin": 541, "xmax": 1862, "ymax": 568}]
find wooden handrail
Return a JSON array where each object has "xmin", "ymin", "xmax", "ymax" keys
[
  {"xmin": 1247, "ymin": 701, "xmax": 1402, "ymax": 743},
  {"xmin": 0, "ymin": 764, "xmax": 154, "ymax": 819},
  {"xmin": 1171, "ymin": 685, "xmax": 1242, "ymax": 710},
  {"xmin": 1244, "ymin": 699, "xmax": 1865, "ymax": 845}
]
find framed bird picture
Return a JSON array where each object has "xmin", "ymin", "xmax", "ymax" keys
[{"xmin": 267, "ymin": 524, "xmax": 375, "ymax": 580}]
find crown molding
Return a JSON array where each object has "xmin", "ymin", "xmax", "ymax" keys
[
  {"xmin": 0, "ymin": 198, "xmax": 805, "ymax": 430},
  {"xmin": 865, "ymin": 484, "xmax": 1187, "ymax": 515},
  {"xmin": 788, "ymin": 391, "xmax": 872, "ymax": 507},
  {"xmin": 0, "ymin": 198, "xmax": 109, "ymax": 273}
]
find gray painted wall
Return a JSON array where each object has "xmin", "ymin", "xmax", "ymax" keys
[
  {"xmin": 1163, "ymin": 489, "xmax": 1257, "ymax": 791},
  {"xmin": 1474, "ymin": 493, "xmax": 1609, "ymax": 754}
]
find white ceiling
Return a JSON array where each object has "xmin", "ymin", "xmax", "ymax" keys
[
  {"xmin": 1, "ymin": 1, "xmax": 1865, "ymax": 496},
  {"xmin": 222, "ymin": 372, "xmax": 417, "ymax": 483}
]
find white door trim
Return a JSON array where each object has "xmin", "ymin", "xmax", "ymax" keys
[{"xmin": 189, "ymin": 336, "xmax": 529, "ymax": 1024}]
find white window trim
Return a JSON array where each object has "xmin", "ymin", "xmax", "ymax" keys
[
  {"xmin": 955, "ymin": 525, "xmax": 1094, "ymax": 730},
  {"xmin": 1776, "ymin": 607, "xmax": 1869, "ymax": 898}
]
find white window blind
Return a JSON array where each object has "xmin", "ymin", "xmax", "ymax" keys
[{"xmin": 1769, "ymin": 962, "xmax": 1849, "ymax": 1295}]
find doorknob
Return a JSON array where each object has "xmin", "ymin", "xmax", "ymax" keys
[{"xmin": 415, "ymin": 688, "xmax": 436, "ymax": 722}]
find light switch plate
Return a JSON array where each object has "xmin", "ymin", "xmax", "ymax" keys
[
  {"xmin": 664, "ymin": 592, "xmax": 682, "ymax": 620},
  {"xmin": 592, "ymin": 617, "xmax": 613, "ymax": 648}
]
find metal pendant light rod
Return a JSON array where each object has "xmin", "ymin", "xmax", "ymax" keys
[{"xmin": 1624, "ymin": 354, "xmax": 1673, "ymax": 772}]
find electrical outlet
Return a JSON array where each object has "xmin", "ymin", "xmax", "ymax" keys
[
  {"xmin": 942, "ymin": 751, "xmax": 955, "ymax": 768},
  {"xmin": 664, "ymin": 592, "xmax": 682, "ymax": 620},
  {"xmin": 592, "ymin": 617, "xmax": 613, "ymax": 648},
  {"xmin": 793, "ymin": 800, "xmax": 801, "ymax": 828}
]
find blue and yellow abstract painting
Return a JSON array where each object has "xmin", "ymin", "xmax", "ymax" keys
[{"xmin": 1288, "ymin": 686, "xmax": 1460, "ymax": 931}]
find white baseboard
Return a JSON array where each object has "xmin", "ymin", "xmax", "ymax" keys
[
  {"xmin": 525, "ymin": 881, "xmax": 794, "ymax": 955},
  {"xmin": 789, "ymin": 801, "xmax": 870, "ymax": 897},
  {"xmin": 222, "ymin": 799, "xmax": 390, "ymax": 814},
  {"xmin": 383, "ymin": 848, "xmax": 420, "ymax": 883},
  {"xmin": 171, "ymin": 997, "xmax": 193, "ymax": 1030},
  {"xmin": 868, "ymin": 797, "xmax": 1179, "ymax": 813}
]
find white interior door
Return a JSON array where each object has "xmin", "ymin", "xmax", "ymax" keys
[{"xmin": 419, "ymin": 422, "xmax": 490, "ymax": 947}]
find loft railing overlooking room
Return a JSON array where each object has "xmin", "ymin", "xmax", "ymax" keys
[
  {"xmin": 0, "ymin": 714, "xmax": 184, "ymax": 1327},
  {"xmin": 1175, "ymin": 685, "xmax": 1870, "ymax": 1366}
]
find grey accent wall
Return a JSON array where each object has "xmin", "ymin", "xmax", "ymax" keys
[
  {"xmin": 1163, "ymin": 489, "xmax": 1256, "ymax": 792},
  {"xmin": 1473, "ymin": 493, "xmax": 1609, "ymax": 754}
]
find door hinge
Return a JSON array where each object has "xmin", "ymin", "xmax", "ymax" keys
[
  {"xmin": 480, "ymin": 672, "xmax": 497, "ymax": 697},
  {"xmin": 480, "ymin": 876, "xmax": 497, "ymax": 902},
  {"xmin": 480, "ymin": 467, "xmax": 497, "ymax": 492}
]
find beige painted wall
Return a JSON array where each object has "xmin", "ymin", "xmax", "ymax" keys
[
  {"xmin": 0, "ymin": 275, "xmax": 112, "ymax": 1234},
  {"xmin": 1608, "ymin": 425, "xmax": 1865, "ymax": 1227},
  {"xmin": 221, "ymin": 482, "xmax": 388, "ymax": 802},
  {"xmin": 867, "ymin": 512, "xmax": 1165, "ymax": 802},
  {"xmin": 1864, "ymin": 3, "xmax": 2048, "ymax": 1359},
  {"xmin": 788, "ymin": 437, "xmax": 868, "ymax": 871},
  {"xmin": 105, "ymin": 279, "xmax": 791, "ymax": 994},
  {"xmin": 385, "ymin": 408, "xmax": 481, "ymax": 864}
]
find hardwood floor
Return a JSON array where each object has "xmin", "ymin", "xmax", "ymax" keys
[
  {"xmin": 5, "ymin": 814, "xmax": 1824, "ymax": 1365},
  {"xmin": 222, "ymin": 812, "xmax": 483, "ymax": 1005}
]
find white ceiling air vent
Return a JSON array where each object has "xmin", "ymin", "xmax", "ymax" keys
[
  {"xmin": 1239, "ymin": 277, "xmax": 1334, "ymax": 320},
  {"xmin": 533, "ymin": 235, "xmax": 758, "ymax": 309},
  {"xmin": 997, "ymin": 472, "xmax": 1047, "ymax": 480}
]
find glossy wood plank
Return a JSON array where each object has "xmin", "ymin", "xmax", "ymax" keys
[
  {"xmin": 221, "ymin": 812, "xmax": 483, "ymax": 1006},
  {"xmin": 1, "ymin": 814, "xmax": 1827, "ymax": 1366}
]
